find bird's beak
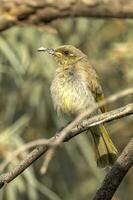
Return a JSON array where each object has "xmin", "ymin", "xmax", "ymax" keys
[
  {"xmin": 38, "ymin": 47, "xmax": 55, "ymax": 55},
  {"xmin": 38, "ymin": 47, "xmax": 62, "ymax": 59}
]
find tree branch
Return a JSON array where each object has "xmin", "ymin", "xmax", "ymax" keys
[
  {"xmin": 0, "ymin": 0, "xmax": 133, "ymax": 32},
  {"xmin": 0, "ymin": 101, "xmax": 133, "ymax": 189},
  {"xmin": 69, "ymin": 103, "xmax": 133, "ymax": 140},
  {"xmin": 92, "ymin": 138, "xmax": 133, "ymax": 200}
]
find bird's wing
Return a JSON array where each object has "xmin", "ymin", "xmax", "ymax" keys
[
  {"xmin": 95, "ymin": 90, "xmax": 107, "ymax": 113},
  {"xmin": 85, "ymin": 63, "xmax": 107, "ymax": 113}
]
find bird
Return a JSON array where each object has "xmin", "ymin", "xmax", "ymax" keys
[{"xmin": 38, "ymin": 45, "xmax": 118, "ymax": 168}]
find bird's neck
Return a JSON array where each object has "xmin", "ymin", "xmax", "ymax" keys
[{"xmin": 55, "ymin": 56, "xmax": 88, "ymax": 82}]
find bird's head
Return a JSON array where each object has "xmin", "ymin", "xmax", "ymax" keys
[{"xmin": 38, "ymin": 45, "xmax": 86, "ymax": 65}]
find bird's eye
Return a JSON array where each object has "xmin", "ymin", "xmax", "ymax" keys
[{"xmin": 63, "ymin": 50, "xmax": 69, "ymax": 56}]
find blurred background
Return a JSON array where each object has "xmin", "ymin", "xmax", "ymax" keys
[{"xmin": 0, "ymin": 18, "xmax": 132, "ymax": 200}]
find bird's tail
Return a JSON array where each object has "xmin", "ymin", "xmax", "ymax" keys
[{"xmin": 90, "ymin": 124, "xmax": 118, "ymax": 168}]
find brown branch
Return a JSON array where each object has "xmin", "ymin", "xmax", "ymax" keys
[
  {"xmin": 0, "ymin": 0, "xmax": 133, "ymax": 32},
  {"xmin": 0, "ymin": 103, "xmax": 133, "ymax": 174},
  {"xmin": 0, "ymin": 86, "xmax": 133, "ymax": 189},
  {"xmin": 92, "ymin": 138, "xmax": 133, "ymax": 200},
  {"xmin": 69, "ymin": 103, "xmax": 133, "ymax": 140}
]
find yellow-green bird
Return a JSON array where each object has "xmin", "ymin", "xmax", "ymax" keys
[{"xmin": 38, "ymin": 45, "xmax": 118, "ymax": 168}]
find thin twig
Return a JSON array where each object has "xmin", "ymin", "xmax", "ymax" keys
[
  {"xmin": 40, "ymin": 148, "xmax": 55, "ymax": 174},
  {"xmin": 0, "ymin": 139, "xmax": 49, "ymax": 172}
]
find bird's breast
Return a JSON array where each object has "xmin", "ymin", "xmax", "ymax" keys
[{"xmin": 50, "ymin": 68, "xmax": 96, "ymax": 115}]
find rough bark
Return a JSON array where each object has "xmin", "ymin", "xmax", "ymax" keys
[
  {"xmin": 93, "ymin": 138, "xmax": 133, "ymax": 200},
  {"xmin": 0, "ymin": 0, "xmax": 133, "ymax": 32}
]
